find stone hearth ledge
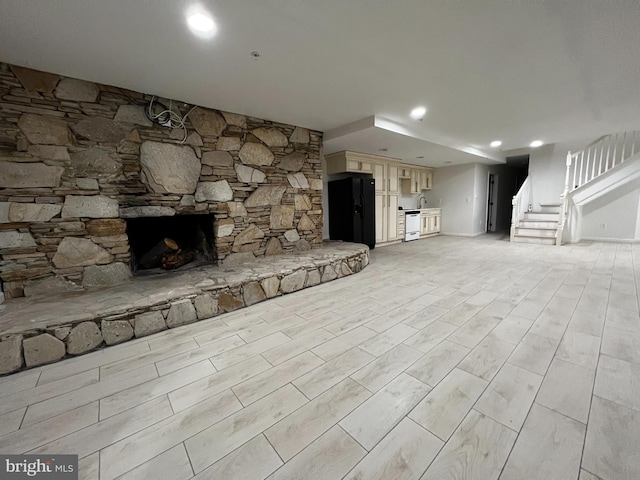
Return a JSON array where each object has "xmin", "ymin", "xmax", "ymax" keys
[{"xmin": 0, "ymin": 242, "xmax": 369, "ymax": 375}]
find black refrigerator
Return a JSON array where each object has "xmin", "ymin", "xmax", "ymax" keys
[{"xmin": 328, "ymin": 174, "xmax": 376, "ymax": 249}]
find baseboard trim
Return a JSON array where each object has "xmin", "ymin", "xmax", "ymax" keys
[
  {"xmin": 581, "ymin": 236, "xmax": 640, "ymax": 244},
  {"xmin": 440, "ymin": 232, "xmax": 486, "ymax": 238}
]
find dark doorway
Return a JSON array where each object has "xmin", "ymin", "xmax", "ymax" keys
[
  {"xmin": 125, "ymin": 214, "xmax": 215, "ymax": 274},
  {"xmin": 487, "ymin": 173, "xmax": 497, "ymax": 232}
]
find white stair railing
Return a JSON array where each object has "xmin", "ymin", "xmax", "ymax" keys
[
  {"xmin": 557, "ymin": 130, "xmax": 640, "ymax": 245},
  {"xmin": 510, "ymin": 177, "xmax": 530, "ymax": 242}
]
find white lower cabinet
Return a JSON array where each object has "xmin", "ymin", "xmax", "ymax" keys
[{"xmin": 420, "ymin": 209, "xmax": 441, "ymax": 237}]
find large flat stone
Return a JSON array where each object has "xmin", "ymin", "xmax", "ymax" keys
[
  {"xmin": 218, "ymin": 292, "xmax": 244, "ymax": 313},
  {"xmin": 5, "ymin": 203, "xmax": 61, "ymax": 222},
  {"xmin": 134, "ymin": 311, "xmax": 167, "ymax": 338},
  {"xmin": 120, "ymin": 206, "xmax": 175, "ymax": 218},
  {"xmin": 265, "ymin": 237, "xmax": 283, "ymax": 256},
  {"xmin": 52, "ymin": 237, "xmax": 112, "ymax": 268},
  {"xmin": 71, "ymin": 117, "xmax": 125, "ymax": 143},
  {"xmin": 238, "ymin": 143, "xmax": 274, "ymax": 166},
  {"xmin": 252, "ymin": 127, "xmax": 288, "ymax": 147},
  {"xmin": 23, "ymin": 333, "xmax": 65, "ymax": 367},
  {"xmin": 216, "ymin": 218, "xmax": 235, "ymax": 238},
  {"xmin": 284, "ymin": 229, "xmax": 300, "ymax": 242},
  {"xmin": 290, "ymin": 127, "xmax": 310, "ymax": 144},
  {"xmin": 294, "ymin": 194, "xmax": 312, "ymax": 211},
  {"xmin": 83, "ymin": 262, "xmax": 132, "ymax": 287},
  {"xmin": 280, "ymin": 270, "xmax": 307, "ymax": 293},
  {"xmin": 76, "ymin": 178, "xmax": 99, "ymax": 190},
  {"xmin": 221, "ymin": 111, "xmax": 247, "ymax": 128},
  {"xmin": 54, "ymin": 78, "xmax": 100, "ymax": 102},
  {"xmin": 0, "ymin": 231, "xmax": 37, "ymax": 249},
  {"xmin": 261, "ymin": 277, "xmax": 280, "ymax": 298},
  {"xmin": 195, "ymin": 180, "xmax": 233, "ymax": 202},
  {"xmin": 18, "ymin": 114, "xmax": 72, "ymax": 145},
  {"xmin": 233, "ymin": 224, "xmax": 265, "ymax": 248},
  {"xmin": 140, "ymin": 141, "xmax": 201, "ymax": 194},
  {"xmin": 0, "ymin": 162, "xmax": 64, "ymax": 188},
  {"xmin": 270, "ymin": 205, "xmax": 295, "ymax": 229},
  {"xmin": 278, "ymin": 152, "xmax": 305, "ymax": 172},
  {"xmin": 235, "ymin": 164, "xmax": 266, "ymax": 183},
  {"xmin": 244, "ymin": 185, "xmax": 287, "ymax": 207},
  {"xmin": 222, "ymin": 252, "xmax": 255, "ymax": 266},
  {"xmin": 308, "ymin": 178, "xmax": 323, "ymax": 190},
  {"xmin": 194, "ymin": 294, "xmax": 218, "ymax": 319},
  {"xmin": 66, "ymin": 321, "xmax": 103, "ymax": 355},
  {"xmin": 166, "ymin": 299, "xmax": 198, "ymax": 328},
  {"xmin": 243, "ymin": 282, "xmax": 267, "ymax": 306},
  {"xmin": 86, "ymin": 219, "xmax": 126, "ymax": 236},
  {"xmin": 287, "ymin": 172, "xmax": 309, "ymax": 189},
  {"xmin": 114, "ymin": 105, "xmax": 153, "ymax": 126},
  {"xmin": 101, "ymin": 320, "xmax": 134, "ymax": 346},
  {"xmin": 28, "ymin": 145, "xmax": 70, "ymax": 160},
  {"xmin": 0, "ymin": 336, "xmax": 23, "ymax": 375},
  {"xmin": 189, "ymin": 108, "xmax": 226, "ymax": 137},
  {"xmin": 201, "ymin": 151, "xmax": 233, "ymax": 167},
  {"xmin": 62, "ymin": 195, "xmax": 119, "ymax": 218},
  {"xmin": 227, "ymin": 202, "xmax": 248, "ymax": 218},
  {"xmin": 216, "ymin": 137, "xmax": 242, "ymax": 151},
  {"xmin": 10, "ymin": 66, "xmax": 59, "ymax": 92},
  {"xmin": 70, "ymin": 147, "xmax": 122, "ymax": 177},
  {"xmin": 23, "ymin": 276, "xmax": 81, "ymax": 298},
  {"xmin": 298, "ymin": 213, "xmax": 316, "ymax": 231}
]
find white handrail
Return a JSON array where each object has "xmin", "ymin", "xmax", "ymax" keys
[
  {"xmin": 510, "ymin": 177, "xmax": 530, "ymax": 242},
  {"xmin": 557, "ymin": 129, "xmax": 640, "ymax": 245}
]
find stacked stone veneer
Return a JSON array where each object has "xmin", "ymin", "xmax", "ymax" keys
[
  {"xmin": 0, "ymin": 63, "xmax": 323, "ymax": 300},
  {"xmin": 0, "ymin": 245, "xmax": 369, "ymax": 374}
]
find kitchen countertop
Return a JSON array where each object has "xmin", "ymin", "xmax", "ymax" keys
[{"xmin": 400, "ymin": 208, "xmax": 441, "ymax": 213}]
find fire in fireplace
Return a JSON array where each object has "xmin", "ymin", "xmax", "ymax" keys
[{"xmin": 125, "ymin": 214, "xmax": 215, "ymax": 274}]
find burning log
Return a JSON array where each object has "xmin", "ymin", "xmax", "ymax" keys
[{"xmin": 139, "ymin": 238, "xmax": 178, "ymax": 269}]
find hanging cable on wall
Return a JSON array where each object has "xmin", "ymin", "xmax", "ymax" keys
[{"xmin": 144, "ymin": 96, "xmax": 198, "ymax": 143}]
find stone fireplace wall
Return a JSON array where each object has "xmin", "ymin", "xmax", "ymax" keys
[{"xmin": 0, "ymin": 63, "xmax": 323, "ymax": 300}]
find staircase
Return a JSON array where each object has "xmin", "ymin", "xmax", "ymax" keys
[
  {"xmin": 512, "ymin": 205, "xmax": 560, "ymax": 245},
  {"xmin": 558, "ymin": 130, "xmax": 640, "ymax": 244}
]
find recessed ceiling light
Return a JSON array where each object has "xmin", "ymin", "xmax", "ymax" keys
[
  {"xmin": 490, "ymin": 140, "xmax": 502, "ymax": 148},
  {"xmin": 410, "ymin": 106, "xmax": 427, "ymax": 120},
  {"xmin": 187, "ymin": 12, "xmax": 216, "ymax": 33},
  {"xmin": 530, "ymin": 140, "xmax": 543, "ymax": 148}
]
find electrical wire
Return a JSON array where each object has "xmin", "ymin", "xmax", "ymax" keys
[{"xmin": 145, "ymin": 96, "xmax": 198, "ymax": 143}]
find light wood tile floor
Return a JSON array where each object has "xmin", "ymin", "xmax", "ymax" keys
[{"xmin": 1, "ymin": 235, "xmax": 639, "ymax": 480}]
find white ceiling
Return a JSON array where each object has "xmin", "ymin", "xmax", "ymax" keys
[{"xmin": 1, "ymin": 1, "xmax": 639, "ymax": 167}]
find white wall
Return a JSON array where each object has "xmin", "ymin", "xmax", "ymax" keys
[
  {"xmin": 528, "ymin": 144, "xmax": 566, "ymax": 209},
  {"xmin": 424, "ymin": 164, "xmax": 477, "ymax": 236},
  {"xmin": 473, "ymin": 165, "xmax": 489, "ymax": 235},
  {"xmin": 321, "ymin": 154, "xmax": 329, "ymax": 239},
  {"xmin": 581, "ymin": 181, "xmax": 640, "ymax": 241}
]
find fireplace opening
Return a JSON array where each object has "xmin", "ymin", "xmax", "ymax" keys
[{"xmin": 125, "ymin": 214, "xmax": 215, "ymax": 274}]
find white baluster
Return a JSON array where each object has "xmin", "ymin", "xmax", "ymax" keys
[
  {"xmin": 621, "ymin": 132, "xmax": 627, "ymax": 163},
  {"xmin": 632, "ymin": 131, "xmax": 637, "ymax": 157},
  {"xmin": 605, "ymin": 136, "xmax": 611, "ymax": 172},
  {"xmin": 598, "ymin": 141, "xmax": 604, "ymax": 175},
  {"xmin": 612, "ymin": 133, "xmax": 618, "ymax": 167},
  {"xmin": 572, "ymin": 153, "xmax": 578, "ymax": 189}
]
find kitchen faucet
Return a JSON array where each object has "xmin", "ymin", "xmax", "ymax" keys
[{"xmin": 417, "ymin": 194, "xmax": 427, "ymax": 208}]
